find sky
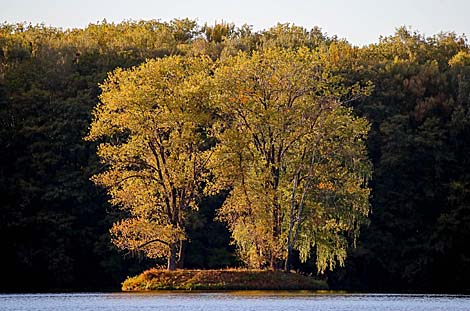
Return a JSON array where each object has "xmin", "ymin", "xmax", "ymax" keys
[{"xmin": 2, "ymin": 0, "xmax": 470, "ymax": 46}]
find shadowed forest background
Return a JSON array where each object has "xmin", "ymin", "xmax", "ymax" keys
[{"xmin": 1, "ymin": 19, "xmax": 470, "ymax": 292}]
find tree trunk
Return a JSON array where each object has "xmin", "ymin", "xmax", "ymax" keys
[
  {"xmin": 167, "ymin": 242, "xmax": 177, "ymax": 271},
  {"xmin": 176, "ymin": 240, "xmax": 185, "ymax": 269},
  {"xmin": 269, "ymin": 163, "xmax": 283, "ymax": 271},
  {"xmin": 270, "ymin": 254, "xmax": 276, "ymax": 271},
  {"xmin": 270, "ymin": 255, "xmax": 282, "ymax": 271},
  {"xmin": 284, "ymin": 245, "xmax": 293, "ymax": 272}
]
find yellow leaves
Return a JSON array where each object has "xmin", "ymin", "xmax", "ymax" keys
[
  {"xmin": 88, "ymin": 54, "xmax": 215, "ymax": 140},
  {"xmin": 87, "ymin": 55, "xmax": 216, "ymax": 262},
  {"xmin": 449, "ymin": 51, "xmax": 470, "ymax": 68},
  {"xmin": 212, "ymin": 46, "xmax": 372, "ymax": 271},
  {"xmin": 87, "ymin": 44, "xmax": 371, "ymax": 270},
  {"xmin": 317, "ymin": 181, "xmax": 335, "ymax": 191},
  {"xmin": 239, "ymin": 94, "xmax": 250, "ymax": 104},
  {"xmin": 110, "ymin": 218, "xmax": 185, "ymax": 259}
]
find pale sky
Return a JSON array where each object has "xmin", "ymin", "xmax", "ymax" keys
[{"xmin": 2, "ymin": 0, "xmax": 469, "ymax": 46}]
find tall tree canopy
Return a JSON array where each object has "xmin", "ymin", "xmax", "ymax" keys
[
  {"xmin": 211, "ymin": 47, "xmax": 372, "ymax": 272},
  {"xmin": 86, "ymin": 55, "xmax": 215, "ymax": 270}
]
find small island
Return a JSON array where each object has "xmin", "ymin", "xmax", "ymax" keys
[{"xmin": 122, "ymin": 269, "xmax": 328, "ymax": 291}]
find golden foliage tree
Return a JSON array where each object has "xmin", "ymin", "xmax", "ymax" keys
[
  {"xmin": 86, "ymin": 55, "xmax": 214, "ymax": 270},
  {"xmin": 211, "ymin": 47, "xmax": 372, "ymax": 272}
]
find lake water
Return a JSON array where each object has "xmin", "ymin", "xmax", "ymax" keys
[{"xmin": 1, "ymin": 292, "xmax": 469, "ymax": 311}]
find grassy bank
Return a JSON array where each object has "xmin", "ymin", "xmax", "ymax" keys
[{"xmin": 122, "ymin": 269, "xmax": 328, "ymax": 291}]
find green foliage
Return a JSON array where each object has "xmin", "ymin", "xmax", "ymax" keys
[
  {"xmin": 202, "ymin": 22, "xmax": 235, "ymax": 43},
  {"xmin": 211, "ymin": 47, "xmax": 372, "ymax": 272},
  {"xmin": 326, "ymin": 28, "xmax": 470, "ymax": 292},
  {"xmin": 258, "ymin": 23, "xmax": 335, "ymax": 50}
]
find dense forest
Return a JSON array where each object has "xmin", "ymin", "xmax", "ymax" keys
[{"xmin": 1, "ymin": 19, "xmax": 469, "ymax": 293}]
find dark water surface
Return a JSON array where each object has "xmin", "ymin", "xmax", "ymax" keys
[{"xmin": 1, "ymin": 292, "xmax": 469, "ymax": 311}]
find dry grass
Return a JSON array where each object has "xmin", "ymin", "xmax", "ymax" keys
[{"xmin": 122, "ymin": 268, "xmax": 328, "ymax": 291}]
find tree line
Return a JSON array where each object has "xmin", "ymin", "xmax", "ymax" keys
[{"xmin": 1, "ymin": 19, "xmax": 469, "ymax": 292}]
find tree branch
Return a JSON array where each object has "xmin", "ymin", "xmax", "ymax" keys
[{"xmin": 137, "ymin": 238, "xmax": 169, "ymax": 249}]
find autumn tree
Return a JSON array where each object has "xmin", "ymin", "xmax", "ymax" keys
[
  {"xmin": 211, "ymin": 47, "xmax": 372, "ymax": 272},
  {"xmin": 86, "ymin": 55, "xmax": 214, "ymax": 270}
]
